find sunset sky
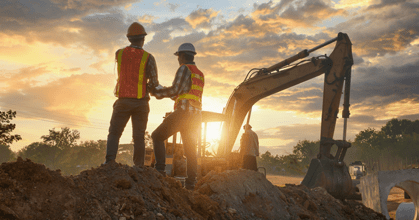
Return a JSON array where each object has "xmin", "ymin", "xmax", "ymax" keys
[{"xmin": 1, "ymin": 0, "xmax": 418, "ymax": 156}]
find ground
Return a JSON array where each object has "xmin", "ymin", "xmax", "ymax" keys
[
  {"xmin": 0, "ymin": 158, "xmax": 389, "ymax": 220},
  {"xmin": 266, "ymin": 174, "xmax": 411, "ymax": 220}
]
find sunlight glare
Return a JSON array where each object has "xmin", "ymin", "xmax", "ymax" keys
[{"xmin": 201, "ymin": 122, "xmax": 222, "ymax": 155}]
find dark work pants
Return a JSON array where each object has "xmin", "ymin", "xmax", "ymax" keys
[
  {"xmin": 242, "ymin": 155, "xmax": 258, "ymax": 171},
  {"xmin": 106, "ymin": 98, "xmax": 149, "ymax": 166},
  {"xmin": 151, "ymin": 109, "xmax": 201, "ymax": 185}
]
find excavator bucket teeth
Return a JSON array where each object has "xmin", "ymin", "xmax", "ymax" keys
[{"xmin": 301, "ymin": 158, "xmax": 353, "ymax": 199}]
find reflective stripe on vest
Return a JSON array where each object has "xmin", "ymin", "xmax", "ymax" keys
[
  {"xmin": 174, "ymin": 64, "xmax": 204, "ymax": 110},
  {"xmin": 115, "ymin": 47, "xmax": 149, "ymax": 99}
]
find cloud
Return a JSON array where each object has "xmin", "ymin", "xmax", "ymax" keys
[
  {"xmin": 0, "ymin": 0, "xmax": 137, "ymax": 55},
  {"xmin": 329, "ymin": 0, "xmax": 419, "ymax": 57},
  {"xmin": 153, "ymin": 0, "xmax": 179, "ymax": 12},
  {"xmin": 137, "ymin": 14, "xmax": 158, "ymax": 24},
  {"xmin": 1, "ymin": 0, "xmax": 418, "ymax": 151},
  {"xmin": 167, "ymin": 3, "xmax": 180, "ymax": 12},
  {"xmin": 186, "ymin": 9, "xmax": 219, "ymax": 29},
  {"xmin": 251, "ymin": 0, "xmax": 346, "ymax": 31},
  {"xmin": 334, "ymin": 0, "xmax": 376, "ymax": 9},
  {"xmin": 257, "ymin": 123, "xmax": 321, "ymax": 141},
  {"xmin": 256, "ymin": 86, "xmax": 323, "ymax": 117},
  {"xmin": 0, "ymin": 65, "xmax": 114, "ymax": 126},
  {"xmin": 350, "ymin": 58, "xmax": 419, "ymax": 110}
]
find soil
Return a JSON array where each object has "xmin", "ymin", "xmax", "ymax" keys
[
  {"xmin": 0, "ymin": 158, "xmax": 388, "ymax": 220},
  {"xmin": 266, "ymin": 174, "xmax": 410, "ymax": 220}
]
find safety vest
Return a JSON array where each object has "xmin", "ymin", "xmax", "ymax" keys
[
  {"xmin": 174, "ymin": 64, "xmax": 204, "ymax": 110},
  {"xmin": 114, "ymin": 47, "xmax": 149, "ymax": 99}
]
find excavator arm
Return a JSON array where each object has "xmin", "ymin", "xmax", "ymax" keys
[{"xmin": 209, "ymin": 32, "xmax": 353, "ymax": 198}]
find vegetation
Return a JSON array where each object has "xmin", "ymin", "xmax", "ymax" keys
[
  {"xmin": 4, "ymin": 115, "xmax": 418, "ymax": 176},
  {"xmin": 257, "ymin": 140, "xmax": 321, "ymax": 176},
  {"xmin": 0, "ymin": 110, "xmax": 21, "ymax": 145},
  {"xmin": 0, "ymin": 144, "xmax": 16, "ymax": 163},
  {"xmin": 0, "ymin": 110, "xmax": 20, "ymax": 163},
  {"xmin": 16, "ymin": 128, "xmax": 153, "ymax": 175},
  {"xmin": 258, "ymin": 118, "xmax": 419, "ymax": 175}
]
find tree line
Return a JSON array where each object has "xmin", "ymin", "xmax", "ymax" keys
[
  {"xmin": 0, "ymin": 110, "xmax": 153, "ymax": 175},
  {"xmin": 1, "ymin": 109, "xmax": 418, "ymax": 176},
  {"xmin": 257, "ymin": 118, "xmax": 419, "ymax": 176},
  {"xmin": 1, "ymin": 126, "xmax": 153, "ymax": 175}
]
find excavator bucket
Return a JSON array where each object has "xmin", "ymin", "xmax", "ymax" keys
[
  {"xmin": 302, "ymin": 157, "xmax": 353, "ymax": 199},
  {"xmin": 301, "ymin": 140, "xmax": 353, "ymax": 199}
]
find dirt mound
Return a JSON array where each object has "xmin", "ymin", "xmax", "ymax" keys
[
  {"xmin": 0, "ymin": 158, "xmax": 387, "ymax": 220},
  {"xmin": 196, "ymin": 169, "xmax": 387, "ymax": 220}
]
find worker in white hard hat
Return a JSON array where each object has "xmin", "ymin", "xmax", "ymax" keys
[
  {"xmin": 104, "ymin": 22, "xmax": 160, "ymax": 166},
  {"xmin": 151, "ymin": 43, "xmax": 204, "ymax": 190}
]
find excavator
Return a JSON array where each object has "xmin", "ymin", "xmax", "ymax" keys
[{"xmin": 149, "ymin": 32, "xmax": 354, "ymax": 199}]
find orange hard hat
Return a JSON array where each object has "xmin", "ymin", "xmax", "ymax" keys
[{"xmin": 127, "ymin": 22, "xmax": 147, "ymax": 37}]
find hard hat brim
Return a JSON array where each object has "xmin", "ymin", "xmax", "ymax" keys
[
  {"xmin": 174, "ymin": 51, "xmax": 196, "ymax": 56},
  {"xmin": 127, "ymin": 34, "xmax": 147, "ymax": 38}
]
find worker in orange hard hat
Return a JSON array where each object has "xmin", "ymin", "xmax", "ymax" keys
[
  {"xmin": 126, "ymin": 22, "xmax": 147, "ymax": 38},
  {"xmin": 104, "ymin": 22, "xmax": 160, "ymax": 167},
  {"xmin": 150, "ymin": 43, "xmax": 204, "ymax": 190}
]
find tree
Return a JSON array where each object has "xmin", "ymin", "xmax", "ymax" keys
[
  {"xmin": 381, "ymin": 118, "xmax": 419, "ymax": 141},
  {"xmin": 58, "ymin": 140, "xmax": 106, "ymax": 175},
  {"xmin": 350, "ymin": 118, "xmax": 419, "ymax": 170},
  {"xmin": 0, "ymin": 144, "xmax": 15, "ymax": 163},
  {"xmin": 0, "ymin": 110, "xmax": 21, "ymax": 145},
  {"xmin": 292, "ymin": 140, "xmax": 320, "ymax": 168},
  {"xmin": 41, "ymin": 127, "xmax": 80, "ymax": 150},
  {"xmin": 40, "ymin": 127, "xmax": 80, "ymax": 170},
  {"xmin": 18, "ymin": 142, "xmax": 59, "ymax": 168}
]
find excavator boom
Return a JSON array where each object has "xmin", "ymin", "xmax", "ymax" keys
[
  {"xmin": 208, "ymin": 33, "xmax": 354, "ymax": 199},
  {"xmin": 216, "ymin": 33, "xmax": 352, "ymax": 157}
]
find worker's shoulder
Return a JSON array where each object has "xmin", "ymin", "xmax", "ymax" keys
[
  {"xmin": 146, "ymin": 51, "xmax": 155, "ymax": 59},
  {"xmin": 177, "ymin": 64, "xmax": 189, "ymax": 72},
  {"xmin": 114, "ymin": 47, "xmax": 128, "ymax": 57}
]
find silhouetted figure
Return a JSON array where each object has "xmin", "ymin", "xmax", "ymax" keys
[{"xmin": 240, "ymin": 124, "xmax": 259, "ymax": 171}]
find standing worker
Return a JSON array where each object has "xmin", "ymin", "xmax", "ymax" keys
[
  {"xmin": 104, "ymin": 22, "xmax": 159, "ymax": 166},
  {"xmin": 240, "ymin": 124, "xmax": 259, "ymax": 171},
  {"xmin": 151, "ymin": 43, "xmax": 204, "ymax": 190}
]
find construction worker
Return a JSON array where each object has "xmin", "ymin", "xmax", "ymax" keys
[
  {"xmin": 240, "ymin": 124, "xmax": 259, "ymax": 171},
  {"xmin": 151, "ymin": 43, "xmax": 204, "ymax": 190},
  {"xmin": 104, "ymin": 22, "xmax": 159, "ymax": 166}
]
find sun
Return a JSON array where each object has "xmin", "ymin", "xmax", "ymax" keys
[{"xmin": 201, "ymin": 122, "xmax": 222, "ymax": 155}]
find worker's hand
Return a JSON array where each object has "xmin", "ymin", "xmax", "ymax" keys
[
  {"xmin": 155, "ymin": 84, "xmax": 164, "ymax": 90},
  {"xmin": 150, "ymin": 84, "xmax": 164, "ymax": 99}
]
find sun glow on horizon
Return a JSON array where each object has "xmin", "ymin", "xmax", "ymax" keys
[{"xmin": 201, "ymin": 121, "xmax": 223, "ymax": 155}]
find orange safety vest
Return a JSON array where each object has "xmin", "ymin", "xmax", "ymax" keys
[
  {"xmin": 114, "ymin": 47, "xmax": 149, "ymax": 99},
  {"xmin": 174, "ymin": 64, "xmax": 204, "ymax": 110}
]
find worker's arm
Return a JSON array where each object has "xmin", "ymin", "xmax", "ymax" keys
[
  {"xmin": 146, "ymin": 54, "xmax": 159, "ymax": 93},
  {"xmin": 151, "ymin": 65, "xmax": 191, "ymax": 99}
]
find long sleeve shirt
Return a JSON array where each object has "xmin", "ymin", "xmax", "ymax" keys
[
  {"xmin": 115, "ymin": 45, "xmax": 159, "ymax": 99},
  {"xmin": 151, "ymin": 62, "xmax": 201, "ymax": 112},
  {"xmin": 240, "ymin": 129, "xmax": 259, "ymax": 157}
]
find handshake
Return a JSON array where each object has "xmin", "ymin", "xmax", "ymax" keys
[{"xmin": 150, "ymin": 84, "xmax": 165, "ymax": 99}]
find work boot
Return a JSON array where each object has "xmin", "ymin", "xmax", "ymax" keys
[{"xmin": 102, "ymin": 160, "xmax": 116, "ymax": 165}]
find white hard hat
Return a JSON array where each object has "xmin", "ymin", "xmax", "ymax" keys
[{"xmin": 174, "ymin": 43, "xmax": 196, "ymax": 56}]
